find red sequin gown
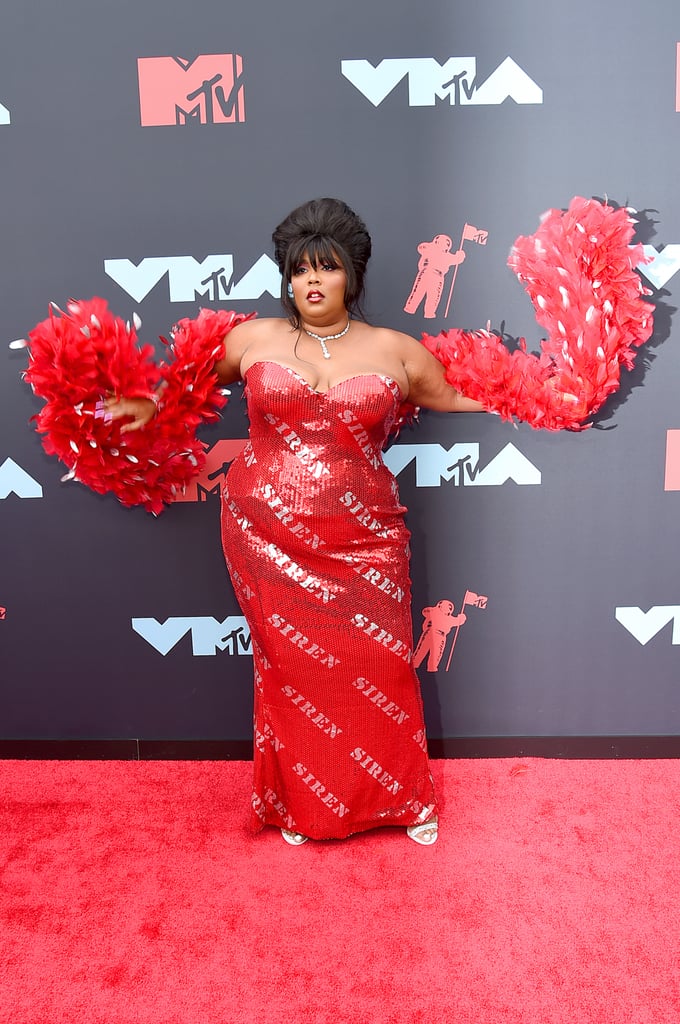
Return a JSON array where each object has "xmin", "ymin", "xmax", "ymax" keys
[{"xmin": 221, "ymin": 360, "xmax": 437, "ymax": 839}]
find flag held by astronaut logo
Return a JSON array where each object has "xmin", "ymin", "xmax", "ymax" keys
[{"xmin": 461, "ymin": 224, "xmax": 488, "ymax": 245}]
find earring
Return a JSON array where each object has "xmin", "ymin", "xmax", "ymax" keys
[{"xmin": 287, "ymin": 282, "xmax": 294, "ymax": 298}]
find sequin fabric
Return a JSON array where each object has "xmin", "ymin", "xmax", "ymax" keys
[{"xmin": 221, "ymin": 361, "xmax": 437, "ymax": 839}]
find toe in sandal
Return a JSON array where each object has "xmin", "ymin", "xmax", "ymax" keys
[
  {"xmin": 407, "ymin": 819, "xmax": 439, "ymax": 846},
  {"xmin": 281, "ymin": 828, "xmax": 309, "ymax": 846}
]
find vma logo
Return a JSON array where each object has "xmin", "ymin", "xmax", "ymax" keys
[
  {"xmin": 384, "ymin": 442, "xmax": 540, "ymax": 487},
  {"xmin": 132, "ymin": 616, "xmax": 252, "ymax": 656},
  {"xmin": 639, "ymin": 246, "xmax": 680, "ymax": 290},
  {"xmin": 0, "ymin": 100, "xmax": 9, "ymax": 125},
  {"xmin": 138, "ymin": 55, "xmax": 245, "ymax": 126},
  {"xmin": 172, "ymin": 440, "xmax": 248, "ymax": 502},
  {"xmin": 341, "ymin": 56, "xmax": 542, "ymax": 107},
  {"xmin": 104, "ymin": 253, "xmax": 279, "ymax": 304},
  {"xmin": 0, "ymin": 459, "xmax": 43, "ymax": 498},
  {"xmin": 616, "ymin": 606, "xmax": 680, "ymax": 646}
]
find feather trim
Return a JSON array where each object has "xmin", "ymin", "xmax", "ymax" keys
[
  {"xmin": 422, "ymin": 197, "xmax": 654, "ymax": 430},
  {"xmin": 21, "ymin": 299, "xmax": 253, "ymax": 513}
]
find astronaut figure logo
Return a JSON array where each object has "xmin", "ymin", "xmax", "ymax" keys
[
  {"xmin": 404, "ymin": 222, "xmax": 488, "ymax": 319},
  {"xmin": 414, "ymin": 590, "xmax": 488, "ymax": 672},
  {"xmin": 138, "ymin": 55, "xmax": 245, "ymax": 127}
]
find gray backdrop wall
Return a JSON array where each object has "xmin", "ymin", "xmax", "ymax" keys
[{"xmin": 2, "ymin": 0, "xmax": 679, "ymax": 756}]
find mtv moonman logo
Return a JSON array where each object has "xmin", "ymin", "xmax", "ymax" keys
[
  {"xmin": 138, "ymin": 55, "xmax": 245, "ymax": 126},
  {"xmin": 404, "ymin": 222, "xmax": 488, "ymax": 319},
  {"xmin": 414, "ymin": 591, "xmax": 488, "ymax": 672}
]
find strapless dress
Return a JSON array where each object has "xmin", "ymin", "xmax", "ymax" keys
[{"xmin": 221, "ymin": 360, "xmax": 436, "ymax": 839}]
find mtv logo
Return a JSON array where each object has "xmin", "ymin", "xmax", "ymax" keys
[
  {"xmin": 138, "ymin": 55, "xmax": 245, "ymax": 126},
  {"xmin": 172, "ymin": 439, "xmax": 248, "ymax": 502},
  {"xmin": 665, "ymin": 430, "xmax": 680, "ymax": 490}
]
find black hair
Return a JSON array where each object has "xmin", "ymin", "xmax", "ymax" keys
[{"xmin": 272, "ymin": 198, "xmax": 372, "ymax": 328}]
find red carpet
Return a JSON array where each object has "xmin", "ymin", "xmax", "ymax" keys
[{"xmin": 1, "ymin": 758, "xmax": 679, "ymax": 1023}]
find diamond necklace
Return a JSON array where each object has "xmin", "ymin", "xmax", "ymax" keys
[{"xmin": 302, "ymin": 319, "xmax": 351, "ymax": 359}]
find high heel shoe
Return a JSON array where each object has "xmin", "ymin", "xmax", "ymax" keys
[
  {"xmin": 281, "ymin": 828, "xmax": 308, "ymax": 846},
  {"xmin": 407, "ymin": 818, "xmax": 438, "ymax": 846}
]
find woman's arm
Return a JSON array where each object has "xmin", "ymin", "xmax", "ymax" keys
[
  {"xmin": 399, "ymin": 333, "xmax": 486, "ymax": 413},
  {"xmin": 106, "ymin": 316, "xmax": 261, "ymax": 431},
  {"xmin": 213, "ymin": 317, "xmax": 258, "ymax": 383}
]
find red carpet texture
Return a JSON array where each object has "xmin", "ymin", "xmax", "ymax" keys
[{"xmin": 1, "ymin": 758, "xmax": 679, "ymax": 1024}]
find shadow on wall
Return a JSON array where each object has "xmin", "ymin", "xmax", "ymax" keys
[{"xmin": 590, "ymin": 201, "xmax": 676, "ymax": 430}]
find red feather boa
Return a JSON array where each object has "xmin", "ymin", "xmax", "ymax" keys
[
  {"xmin": 20, "ymin": 300, "xmax": 253, "ymax": 514},
  {"xmin": 14, "ymin": 197, "xmax": 654, "ymax": 511},
  {"xmin": 422, "ymin": 197, "xmax": 653, "ymax": 429}
]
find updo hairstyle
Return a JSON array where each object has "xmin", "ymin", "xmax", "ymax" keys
[{"xmin": 272, "ymin": 198, "xmax": 372, "ymax": 327}]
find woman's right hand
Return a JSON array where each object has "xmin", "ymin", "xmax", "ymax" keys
[{"xmin": 101, "ymin": 395, "xmax": 158, "ymax": 433}]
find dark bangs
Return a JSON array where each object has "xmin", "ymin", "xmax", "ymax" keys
[
  {"xmin": 280, "ymin": 235, "xmax": 360, "ymax": 327},
  {"xmin": 273, "ymin": 197, "xmax": 372, "ymax": 328}
]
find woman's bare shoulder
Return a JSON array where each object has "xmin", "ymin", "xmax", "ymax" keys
[
  {"xmin": 230, "ymin": 316, "xmax": 291, "ymax": 340},
  {"xmin": 360, "ymin": 324, "xmax": 421, "ymax": 354},
  {"xmin": 217, "ymin": 316, "xmax": 293, "ymax": 382}
]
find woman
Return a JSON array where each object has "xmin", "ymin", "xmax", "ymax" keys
[{"xmin": 111, "ymin": 197, "xmax": 485, "ymax": 846}]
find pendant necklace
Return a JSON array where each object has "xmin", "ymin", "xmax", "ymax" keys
[{"xmin": 303, "ymin": 319, "xmax": 351, "ymax": 360}]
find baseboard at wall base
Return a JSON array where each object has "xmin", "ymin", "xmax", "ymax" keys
[
  {"xmin": 0, "ymin": 737, "xmax": 679, "ymax": 760},
  {"xmin": 428, "ymin": 736, "xmax": 680, "ymax": 758}
]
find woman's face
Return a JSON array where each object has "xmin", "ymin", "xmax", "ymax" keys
[{"xmin": 289, "ymin": 252, "xmax": 348, "ymax": 322}]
